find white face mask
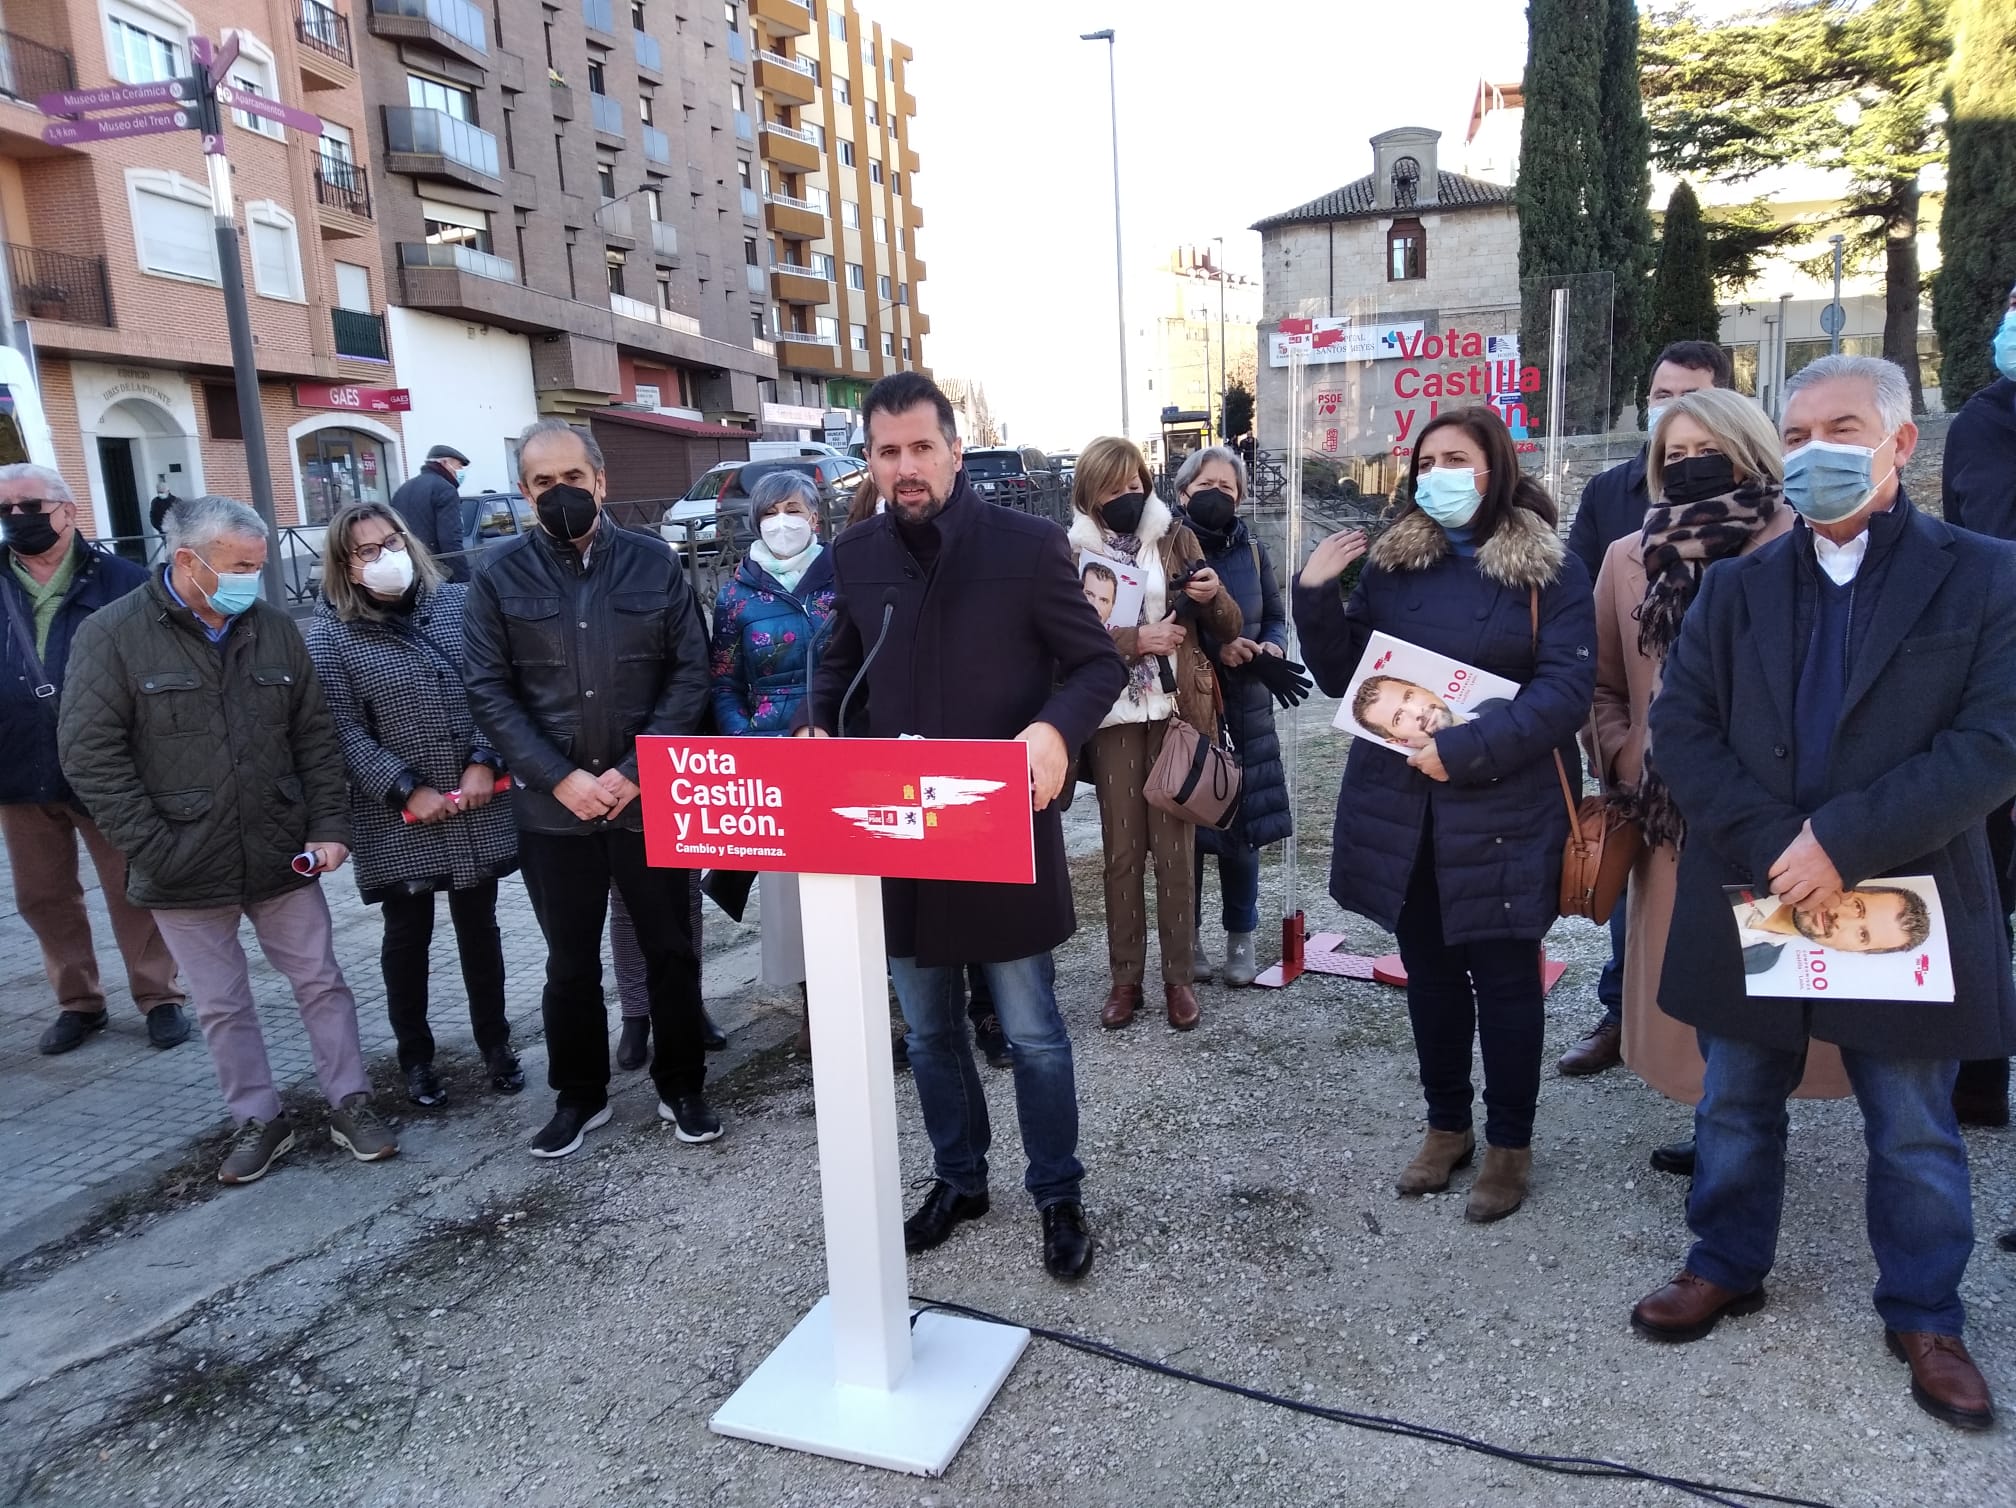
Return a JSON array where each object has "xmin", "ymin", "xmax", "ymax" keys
[
  {"xmin": 760, "ymin": 513, "xmax": 815, "ymax": 559},
  {"xmin": 359, "ymin": 547, "xmax": 415, "ymax": 596}
]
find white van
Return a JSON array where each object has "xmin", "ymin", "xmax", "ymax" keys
[
  {"xmin": 746, "ymin": 439, "xmax": 848, "ymax": 462},
  {"xmin": 0, "ymin": 344, "xmax": 58, "ymax": 470}
]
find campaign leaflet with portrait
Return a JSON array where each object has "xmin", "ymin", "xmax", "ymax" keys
[
  {"xmin": 1076, "ymin": 549, "xmax": 1147, "ymax": 630},
  {"xmin": 1332, "ymin": 631, "xmax": 1523, "ymax": 756},
  {"xmin": 1724, "ymin": 877, "xmax": 1953, "ymax": 1003}
]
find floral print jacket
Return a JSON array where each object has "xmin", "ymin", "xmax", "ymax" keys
[{"xmin": 708, "ymin": 548, "xmax": 838, "ymax": 735}]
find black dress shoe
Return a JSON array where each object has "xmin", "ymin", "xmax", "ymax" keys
[
  {"xmin": 1041, "ymin": 1201, "xmax": 1094, "ymax": 1282},
  {"xmin": 39, "ymin": 1009, "xmax": 108, "ymax": 1055},
  {"xmin": 1998, "ymin": 1229, "xmax": 2016, "ymax": 1253},
  {"xmin": 145, "ymin": 1002, "xmax": 191, "ymax": 1048},
  {"xmin": 405, "ymin": 1062, "xmax": 447, "ymax": 1107},
  {"xmin": 616, "ymin": 1016, "xmax": 650, "ymax": 1071},
  {"xmin": 903, "ymin": 1180, "xmax": 989, "ymax": 1253},
  {"xmin": 700, "ymin": 1007, "xmax": 728, "ymax": 1053},
  {"xmin": 1649, "ymin": 1139, "xmax": 1696, "ymax": 1177},
  {"xmin": 486, "ymin": 1045, "xmax": 526, "ymax": 1095}
]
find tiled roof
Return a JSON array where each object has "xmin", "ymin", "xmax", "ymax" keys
[{"xmin": 1251, "ymin": 171, "xmax": 1516, "ymax": 232}]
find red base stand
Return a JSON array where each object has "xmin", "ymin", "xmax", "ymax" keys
[
  {"xmin": 1250, "ymin": 912, "xmax": 1307, "ymax": 988},
  {"xmin": 1364, "ymin": 953, "xmax": 1570, "ymax": 995}
]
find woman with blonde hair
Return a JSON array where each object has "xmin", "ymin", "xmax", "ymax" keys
[
  {"xmin": 1069, "ymin": 436, "xmax": 1241, "ymax": 1031},
  {"xmin": 1591, "ymin": 385, "xmax": 1848, "ymax": 1174},
  {"xmin": 304, "ymin": 502, "xmax": 524, "ymax": 1105}
]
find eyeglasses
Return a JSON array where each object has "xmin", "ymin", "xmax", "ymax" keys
[
  {"xmin": 0, "ymin": 499, "xmax": 55, "ymax": 517},
  {"xmin": 353, "ymin": 535, "xmax": 409, "ymax": 564}
]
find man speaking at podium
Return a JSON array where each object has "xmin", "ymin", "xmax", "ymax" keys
[{"xmin": 800, "ymin": 373, "xmax": 1126, "ymax": 1281}]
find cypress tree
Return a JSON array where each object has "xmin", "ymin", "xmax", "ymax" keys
[
  {"xmin": 1647, "ymin": 181, "xmax": 1721, "ymax": 355},
  {"xmin": 1598, "ymin": 0, "xmax": 1655, "ymax": 426},
  {"xmin": 1934, "ymin": 0, "xmax": 2016, "ymax": 402}
]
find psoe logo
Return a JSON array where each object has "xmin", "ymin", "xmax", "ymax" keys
[{"xmin": 835, "ymin": 776, "xmax": 1007, "ymax": 841}]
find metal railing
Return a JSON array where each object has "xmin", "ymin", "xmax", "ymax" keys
[
  {"xmin": 7, "ymin": 243, "xmax": 113, "ymax": 327},
  {"xmin": 314, "ymin": 155, "xmax": 372, "ymax": 217},
  {"xmin": 759, "ymin": 49, "xmax": 814, "ymax": 77},
  {"xmin": 0, "ymin": 28, "xmax": 74, "ymax": 102},
  {"xmin": 763, "ymin": 190, "xmax": 818, "ymax": 213},
  {"xmin": 370, "ymin": 0, "xmax": 488, "ymax": 54},
  {"xmin": 332, "ymin": 307, "xmax": 387, "ymax": 360},
  {"xmin": 399, "ymin": 240, "xmax": 517, "ymax": 283},
  {"xmin": 582, "ymin": 0, "xmax": 615, "ymax": 34},
  {"xmin": 642, "ymin": 123, "xmax": 670, "ymax": 163},
  {"xmin": 633, "ymin": 28, "xmax": 661, "ymax": 71},
  {"xmin": 775, "ymin": 330, "xmax": 835, "ymax": 346},
  {"xmin": 761, "ymin": 117, "xmax": 818, "ymax": 146},
  {"xmin": 382, "ymin": 105, "xmax": 500, "ymax": 179},
  {"xmin": 297, "ymin": 1, "xmax": 352, "ymax": 65},
  {"xmin": 589, "ymin": 90, "xmax": 622, "ymax": 135}
]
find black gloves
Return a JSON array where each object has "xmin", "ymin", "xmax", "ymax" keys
[{"xmin": 1240, "ymin": 651, "xmax": 1314, "ymax": 709}]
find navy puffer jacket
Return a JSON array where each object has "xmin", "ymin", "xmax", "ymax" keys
[
  {"xmin": 1293, "ymin": 505, "xmax": 1596, "ymax": 944},
  {"xmin": 1186, "ymin": 514, "xmax": 1292, "ymax": 853}
]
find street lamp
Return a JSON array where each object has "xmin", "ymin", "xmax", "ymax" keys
[
  {"xmin": 1081, "ymin": 28, "xmax": 1129, "ymax": 438},
  {"xmin": 1211, "ymin": 235, "xmax": 1228, "ymax": 443}
]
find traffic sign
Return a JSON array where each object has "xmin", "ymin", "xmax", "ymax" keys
[
  {"xmin": 36, "ymin": 78, "xmax": 195, "ymax": 115},
  {"xmin": 213, "ymin": 83, "xmax": 323, "ymax": 135},
  {"xmin": 41, "ymin": 107, "xmax": 196, "ymax": 146},
  {"xmin": 1819, "ymin": 302, "xmax": 1847, "ymax": 336}
]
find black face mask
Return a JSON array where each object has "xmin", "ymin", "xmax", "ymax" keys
[
  {"xmin": 534, "ymin": 483, "xmax": 599, "ymax": 541},
  {"xmin": 1100, "ymin": 491, "xmax": 1147, "ymax": 536},
  {"xmin": 1186, "ymin": 487, "xmax": 1237, "ymax": 532},
  {"xmin": 3, "ymin": 510, "xmax": 62, "ymax": 558},
  {"xmin": 1660, "ymin": 453, "xmax": 1739, "ymax": 508}
]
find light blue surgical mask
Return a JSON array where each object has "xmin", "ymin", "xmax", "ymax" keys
[
  {"xmin": 1414, "ymin": 466, "xmax": 1483, "ymax": 529},
  {"xmin": 1994, "ymin": 309, "xmax": 2016, "ymax": 384},
  {"xmin": 190, "ymin": 552, "xmax": 262, "ymax": 616},
  {"xmin": 1645, "ymin": 402, "xmax": 1670, "ymax": 435},
  {"xmin": 1782, "ymin": 437, "xmax": 1894, "ymax": 526}
]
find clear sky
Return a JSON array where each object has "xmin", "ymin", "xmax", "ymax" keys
[{"xmin": 865, "ymin": 0, "xmax": 1531, "ymax": 449}]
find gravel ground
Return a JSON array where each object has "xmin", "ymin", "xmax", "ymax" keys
[{"xmin": 4, "ymin": 691, "xmax": 2014, "ymax": 1508}]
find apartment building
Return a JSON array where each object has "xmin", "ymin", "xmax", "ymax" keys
[
  {"xmin": 355, "ymin": 0, "xmax": 794, "ymax": 496},
  {"xmin": 0, "ymin": 0, "xmax": 406, "ymax": 538},
  {"xmin": 747, "ymin": 0, "xmax": 926, "ymax": 442}
]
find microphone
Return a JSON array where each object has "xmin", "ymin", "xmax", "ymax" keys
[{"xmin": 838, "ymin": 587, "xmax": 898, "ymax": 737}]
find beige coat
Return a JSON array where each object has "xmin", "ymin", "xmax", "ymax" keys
[{"xmin": 1591, "ymin": 515, "xmax": 1849, "ymax": 1105}]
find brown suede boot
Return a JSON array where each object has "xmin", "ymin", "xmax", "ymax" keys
[
  {"xmin": 1395, "ymin": 1127, "xmax": 1475, "ymax": 1195},
  {"xmin": 793, "ymin": 985, "xmax": 812, "ymax": 1058},
  {"xmin": 1464, "ymin": 1146, "xmax": 1532, "ymax": 1223}
]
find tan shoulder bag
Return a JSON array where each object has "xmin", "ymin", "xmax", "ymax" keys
[{"xmin": 1529, "ymin": 589, "xmax": 1641, "ymax": 922}]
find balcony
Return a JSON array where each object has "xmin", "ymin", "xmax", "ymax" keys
[
  {"xmin": 332, "ymin": 307, "xmax": 387, "ymax": 361},
  {"xmin": 549, "ymin": 80, "xmax": 573, "ymax": 120},
  {"xmin": 753, "ymin": 51, "xmax": 815, "ymax": 104},
  {"xmin": 649, "ymin": 220, "xmax": 678, "ymax": 261},
  {"xmin": 296, "ymin": 2, "xmax": 354, "ymax": 86},
  {"xmin": 758, "ymin": 117, "xmax": 819, "ymax": 172},
  {"xmin": 594, "ymin": 196, "xmax": 635, "ymax": 240},
  {"xmin": 611, "ymin": 294, "xmax": 703, "ymax": 338},
  {"xmin": 733, "ymin": 109, "xmax": 752, "ymax": 142},
  {"xmin": 0, "ymin": 29, "xmax": 76, "ymax": 105},
  {"xmin": 581, "ymin": 0, "xmax": 615, "ymax": 37},
  {"xmin": 763, "ymin": 192, "xmax": 823, "ymax": 241},
  {"xmin": 642, "ymin": 123, "xmax": 670, "ymax": 165},
  {"xmin": 382, "ymin": 106, "xmax": 502, "ymax": 190},
  {"xmin": 7, "ymin": 244, "xmax": 112, "ymax": 327},
  {"xmin": 743, "ymin": 261, "xmax": 766, "ymax": 295},
  {"xmin": 739, "ymin": 185, "xmax": 760, "ymax": 219},
  {"xmin": 633, "ymin": 28, "xmax": 661, "ymax": 76},
  {"xmin": 750, "ymin": 0, "xmax": 812, "ymax": 37},
  {"xmin": 770, "ymin": 264, "xmax": 829, "ymax": 304},
  {"xmin": 590, "ymin": 90, "xmax": 623, "ymax": 141},
  {"xmin": 753, "ymin": 336, "xmax": 776, "ymax": 360},
  {"xmin": 314, "ymin": 155, "xmax": 373, "ymax": 229},
  {"xmin": 368, "ymin": 0, "xmax": 489, "ymax": 69},
  {"xmin": 399, "ymin": 239, "xmax": 516, "ymax": 283},
  {"xmin": 726, "ymin": 28, "xmax": 748, "ymax": 65},
  {"xmin": 774, "ymin": 330, "xmax": 839, "ymax": 374}
]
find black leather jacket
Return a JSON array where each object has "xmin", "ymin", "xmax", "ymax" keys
[{"xmin": 463, "ymin": 520, "xmax": 708, "ymax": 834}]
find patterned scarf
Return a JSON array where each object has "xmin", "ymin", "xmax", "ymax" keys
[
  {"xmin": 1102, "ymin": 527, "xmax": 1157, "ymax": 710},
  {"xmin": 1627, "ymin": 476, "xmax": 1779, "ymax": 848}
]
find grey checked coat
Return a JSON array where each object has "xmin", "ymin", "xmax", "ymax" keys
[{"xmin": 303, "ymin": 583, "xmax": 518, "ymax": 899}]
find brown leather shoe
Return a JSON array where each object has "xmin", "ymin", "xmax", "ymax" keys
[
  {"xmin": 1164, "ymin": 982, "xmax": 1200, "ymax": 1031},
  {"xmin": 1464, "ymin": 1146, "xmax": 1531, "ymax": 1223},
  {"xmin": 1886, "ymin": 1330, "xmax": 1995, "ymax": 1431},
  {"xmin": 1630, "ymin": 1269, "xmax": 1767, "ymax": 1343},
  {"xmin": 1395, "ymin": 1127, "xmax": 1474, "ymax": 1195},
  {"xmin": 1100, "ymin": 982, "xmax": 1141, "ymax": 1030},
  {"xmin": 1557, "ymin": 1018, "xmax": 1622, "ymax": 1076}
]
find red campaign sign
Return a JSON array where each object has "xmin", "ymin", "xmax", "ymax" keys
[
  {"xmin": 1311, "ymin": 327, "xmax": 1343, "ymax": 349},
  {"xmin": 1278, "ymin": 317, "xmax": 1314, "ymax": 336},
  {"xmin": 637, "ymin": 736, "xmax": 1036, "ymax": 883},
  {"xmin": 295, "ymin": 384, "xmax": 411, "ymax": 413}
]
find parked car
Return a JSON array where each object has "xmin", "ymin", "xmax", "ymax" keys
[
  {"xmin": 659, "ymin": 456, "xmax": 866, "ymax": 557},
  {"xmin": 1051, "ymin": 450, "xmax": 1079, "ymax": 496},
  {"xmin": 962, "ymin": 447, "xmax": 1062, "ymax": 513}
]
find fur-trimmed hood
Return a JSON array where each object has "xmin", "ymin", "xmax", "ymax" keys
[
  {"xmin": 1371, "ymin": 503, "xmax": 1565, "ymax": 590},
  {"xmin": 1066, "ymin": 492, "xmax": 1173, "ymax": 557}
]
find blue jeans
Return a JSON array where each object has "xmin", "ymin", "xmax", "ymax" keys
[
  {"xmin": 1597, "ymin": 900, "xmax": 1626, "ymax": 1025},
  {"xmin": 1193, "ymin": 843, "xmax": 1262, "ymax": 934},
  {"xmin": 888, "ymin": 952, "xmax": 1084, "ymax": 1209},
  {"xmin": 1689, "ymin": 1032, "xmax": 1972, "ymax": 1335}
]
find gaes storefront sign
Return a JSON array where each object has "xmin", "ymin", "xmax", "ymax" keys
[{"xmin": 295, "ymin": 384, "xmax": 412, "ymax": 414}]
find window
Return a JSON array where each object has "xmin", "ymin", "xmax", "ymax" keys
[
  {"xmin": 639, "ymin": 91, "xmax": 654, "ymax": 125},
  {"xmin": 597, "ymin": 155, "xmax": 617, "ymax": 199},
  {"xmin": 902, "ymin": 337, "xmax": 912, "ymax": 360},
  {"xmin": 866, "ymin": 101, "xmax": 877, "ymax": 126},
  {"xmin": 815, "ymin": 314, "xmax": 838, "ymax": 341},
  {"xmin": 869, "ymin": 159, "xmax": 882, "ymax": 186},
  {"xmin": 828, "ymin": 7, "xmax": 845, "ymax": 40},
  {"xmin": 607, "ymin": 250, "xmax": 627, "ymax": 297},
  {"xmin": 646, "ymin": 186, "xmax": 664, "ymax": 220},
  {"xmin": 743, "ymin": 236, "xmax": 759, "ymax": 266},
  {"xmin": 873, "ymin": 214, "xmax": 887, "ymax": 243},
  {"xmin": 838, "ymin": 139, "xmax": 854, "ymax": 167},
  {"xmin": 1387, "ymin": 217, "xmax": 1425, "ymax": 281},
  {"xmin": 204, "ymin": 384, "xmax": 243, "ymax": 440},
  {"xmin": 632, "ymin": 0, "xmax": 646, "ymax": 25},
  {"xmin": 227, "ymin": 51, "xmax": 284, "ymax": 139},
  {"xmin": 850, "ymin": 322, "xmax": 867, "ymax": 351},
  {"xmin": 834, "ymin": 75, "xmax": 850, "ymax": 105},
  {"xmin": 890, "ymin": 172, "xmax": 900, "ymax": 197},
  {"xmin": 738, "ymin": 159, "xmax": 752, "ymax": 189},
  {"xmin": 246, "ymin": 202, "xmax": 304, "ymax": 301},
  {"xmin": 897, "ymin": 281, "xmax": 908, "ymax": 305},
  {"xmin": 105, "ymin": 1, "xmax": 185, "ymax": 85},
  {"xmin": 877, "ymin": 274, "xmax": 891, "ymax": 298},
  {"xmin": 587, "ymin": 58, "xmax": 607, "ymax": 94},
  {"xmin": 420, "ymin": 198, "xmax": 492, "ymax": 253},
  {"xmin": 752, "ymin": 310, "xmax": 766, "ymax": 340},
  {"xmin": 555, "ymin": 136, "xmax": 567, "ymax": 190},
  {"xmin": 811, "ymin": 251, "xmax": 834, "ymax": 278},
  {"xmin": 723, "ymin": 1, "xmax": 739, "ymax": 23},
  {"xmin": 805, "ymin": 185, "xmax": 829, "ymax": 213},
  {"xmin": 880, "ymin": 330, "xmax": 893, "ymax": 357},
  {"xmin": 408, "ymin": 72, "xmax": 475, "ymax": 121},
  {"xmin": 846, "ymin": 261, "xmax": 864, "ymax": 289},
  {"xmin": 730, "ymin": 82, "xmax": 744, "ymax": 111},
  {"xmin": 334, "ymin": 261, "xmax": 371, "ymax": 312},
  {"xmin": 127, "ymin": 168, "xmax": 217, "ymax": 283},
  {"xmin": 841, "ymin": 201, "xmax": 860, "ymax": 229}
]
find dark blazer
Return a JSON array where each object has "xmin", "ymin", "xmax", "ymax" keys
[
  {"xmin": 1566, "ymin": 448, "xmax": 1649, "ymax": 584},
  {"xmin": 805, "ymin": 475, "xmax": 1128, "ymax": 966},
  {"xmin": 1189, "ymin": 515, "xmax": 1292, "ymax": 854},
  {"xmin": 1294, "ymin": 505, "xmax": 1596, "ymax": 945},
  {"xmin": 1942, "ymin": 378, "xmax": 2016, "ymax": 542},
  {"xmin": 390, "ymin": 463, "xmax": 467, "ymax": 581},
  {"xmin": 1649, "ymin": 497, "xmax": 2016, "ymax": 1059},
  {"xmin": 1, "ymin": 535, "xmax": 147, "ymax": 806}
]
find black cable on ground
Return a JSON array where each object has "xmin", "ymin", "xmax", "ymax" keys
[{"xmin": 910, "ymin": 1295, "xmax": 1844, "ymax": 1508}]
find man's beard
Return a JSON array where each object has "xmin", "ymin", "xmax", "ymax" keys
[
  {"xmin": 891, "ymin": 488, "xmax": 947, "ymax": 525},
  {"xmin": 1792, "ymin": 905, "xmax": 1834, "ymax": 943}
]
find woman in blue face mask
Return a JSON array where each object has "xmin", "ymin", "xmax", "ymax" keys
[{"xmin": 1292, "ymin": 405, "xmax": 1597, "ymax": 1224}]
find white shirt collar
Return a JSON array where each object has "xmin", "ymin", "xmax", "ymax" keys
[{"xmin": 1811, "ymin": 528, "xmax": 1869, "ymax": 586}]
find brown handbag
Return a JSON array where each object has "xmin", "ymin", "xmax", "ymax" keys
[
  {"xmin": 1144, "ymin": 669, "xmax": 1243, "ymax": 830},
  {"xmin": 1528, "ymin": 589, "xmax": 1642, "ymax": 923}
]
